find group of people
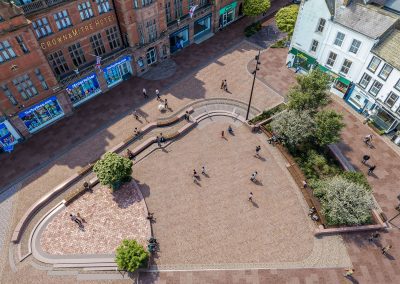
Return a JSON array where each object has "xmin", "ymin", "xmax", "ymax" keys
[
  {"xmin": 362, "ymin": 134, "xmax": 377, "ymax": 176},
  {"xmin": 220, "ymin": 80, "xmax": 228, "ymax": 92},
  {"xmin": 193, "ymin": 167, "xmax": 207, "ymax": 183},
  {"xmin": 142, "ymin": 88, "xmax": 169, "ymax": 110}
]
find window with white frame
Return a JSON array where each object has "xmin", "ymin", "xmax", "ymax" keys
[
  {"xmin": 369, "ymin": 80, "xmax": 383, "ymax": 96},
  {"xmin": 326, "ymin": 52, "xmax": 337, "ymax": 67},
  {"xmin": 96, "ymin": 0, "xmax": 111, "ymax": 14},
  {"xmin": 349, "ymin": 39, "xmax": 361, "ymax": 54},
  {"xmin": 106, "ymin": 26, "xmax": 121, "ymax": 50},
  {"xmin": 78, "ymin": 2, "xmax": 94, "ymax": 20},
  {"xmin": 334, "ymin": 32, "xmax": 345, "ymax": 47},
  {"xmin": 395, "ymin": 79, "xmax": 400, "ymax": 92},
  {"xmin": 367, "ymin": 56, "xmax": 381, "ymax": 73},
  {"xmin": 146, "ymin": 19, "xmax": 157, "ymax": 42},
  {"xmin": 310, "ymin": 39, "xmax": 319, "ymax": 52},
  {"xmin": 359, "ymin": 73, "xmax": 372, "ymax": 89},
  {"xmin": 340, "ymin": 59, "xmax": 352, "ymax": 75},
  {"xmin": 316, "ymin": 18, "xmax": 326, "ymax": 33},
  {"xmin": 90, "ymin": 33, "xmax": 106, "ymax": 56},
  {"xmin": 378, "ymin": 63, "xmax": 393, "ymax": 81},
  {"xmin": 34, "ymin": 68, "xmax": 48, "ymax": 90},
  {"xmin": 12, "ymin": 74, "xmax": 38, "ymax": 100},
  {"xmin": 1, "ymin": 84, "xmax": 17, "ymax": 105},
  {"xmin": 32, "ymin": 17, "xmax": 52, "ymax": 39},
  {"xmin": 133, "ymin": 0, "xmax": 139, "ymax": 8},
  {"xmin": 0, "ymin": 40, "xmax": 17, "ymax": 63},
  {"xmin": 54, "ymin": 10, "xmax": 72, "ymax": 31},
  {"xmin": 385, "ymin": 92, "xmax": 399, "ymax": 108}
]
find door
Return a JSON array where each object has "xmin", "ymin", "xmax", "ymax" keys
[
  {"xmin": 222, "ymin": 13, "xmax": 228, "ymax": 27},
  {"xmin": 146, "ymin": 48, "xmax": 157, "ymax": 65}
]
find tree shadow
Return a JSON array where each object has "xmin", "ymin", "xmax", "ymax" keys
[{"xmin": 112, "ymin": 181, "xmax": 141, "ymax": 209}]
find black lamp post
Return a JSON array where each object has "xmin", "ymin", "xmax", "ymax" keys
[{"xmin": 246, "ymin": 50, "xmax": 261, "ymax": 121}]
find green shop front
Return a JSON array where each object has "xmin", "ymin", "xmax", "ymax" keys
[
  {"xmin": 219, "ymin": 2, "xmax": 237, "ymax": 28},
  {"xmin": 318, "ymin": 65, "xmax": 351, "ymax": 97},
  {"xmin": 288, "ymin": 48, "xmax": 317, "ymax": 71}
]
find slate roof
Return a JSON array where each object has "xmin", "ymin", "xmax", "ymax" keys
[
  {"xmin": 334, "ymin": 3, "xmax": 398, "ymax": 39},
  {"xmin": 325, "ymin": 0, "xmax": 336, "ymax": 16},
  {"xmin": 372, "ymin": 29, "xmax": 400, "ymax": 71}
]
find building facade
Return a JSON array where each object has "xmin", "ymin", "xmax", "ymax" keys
[
  {"xmin": 287, "ymin": 0, "xmax": 400, "ymax": 139},
  {"xmin": 0, "ymin": 0, "xmax": 245, "ymax": 151}
]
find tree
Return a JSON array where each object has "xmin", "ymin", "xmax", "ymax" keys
[
  {"xmin": 115, "ymin": 239, "xmax": 149, "ymax": 273},
  {"xmin": 93, "ymin": 152, "xmax": 133, "ymax": 189},
  {"xmin": 275, "ymin": 4, "xmax": 299, "ymax": 37},
  {"xmin": 288, "ymin": 69, "xmax": 331, "ymax": 112},
  {"xmin": 243, "ymin": 0, "xmax": 271, "ymax": 17},
  {"xmin": 313, "ymin": 176, "xmax": 374, "ymax": 226},
  {"xmin": 270, "ymin": 110, "xmax": 315, "ymax": 148},
  {"xmin": 314, "ymin": 110, "xmax": 345, "ymax": 147}
]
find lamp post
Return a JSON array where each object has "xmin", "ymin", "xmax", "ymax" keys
[{"xmin": 246, "ymin": 50, "xmax": 261, "ymax": 120}]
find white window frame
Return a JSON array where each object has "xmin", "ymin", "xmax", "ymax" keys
[
  {"xmin": 54, "ymin": 10, "xmax": 72, "ymax": 31},
  {"xmin": 349, "ymin": 39, "xmax": 361, "ymax": 54},
  {"xmin": 385, "ymin": 92, "xmax": 399, "ymax": 108},
  {"xmin": 310, "ymin": 39, "xmax": 319, "ymax": 53},
  {"xmin": 378, "ymin": 63, "xmax": 393, "ymax": 81},
  {"xmin": 359, "ymin": 73, "xmax": 372, "ymax": 89},
  {"xmin": 369, "ymin": 80, "xmax": 383, "ymax": 96},
  {"xmin": 326, "ymin": 51, "xmax": 337, "ymax": 68},
  {"xmin": 367, "ymin": 56, "xmax": 381, "ymax": 73},
  {"xmin": 316, "ymin": 18, "xmax": 326, "ymax": 33},
  {"xmin": 78, "ymin": 1, "xmax": 94, "ymax": 21},
  {"xmin": 340, "ymin": 59, "xmax": 352, "ymax": 75},
  {"xmin": 334, "ymin": 32, "xmax": 345, "ymax": 47}
]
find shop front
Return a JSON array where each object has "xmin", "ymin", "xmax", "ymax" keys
[
  {"xmin": 370, "ymin": 105, "xmax": 399, "ymax": 133},
  {"xmin": 66, "ymin": 73, "xmax": 101, "ymax": 107},
  {"xmin": 288, "ymin": 48, "xmax": 317, "ymax": 71},
  {"xmin": 318, "ymin": 65, "xmax": 351, "ymax": 97},
  {"xmin": 346, "ymin": 86, "xmax": 375, "ymax": 113},
  {"xmin": 0, "ymin": 120, "xmax": 21, "ymax": 152},
  {"xmin": 19, "ymin": 96, "xmax": 64, "ymax": 133},
  {"xmin": 194, "ymin": 14, "xmax": 212, "ymax": 41},
  {"xmin": 219, "ymin": 2, "xmax": 237, "ymax": 28},
  {"xmin": 103, "ymin": 56, "xmax": 133, "ymax": 88},
  {"xmin": 169, "ymin": 26, "xmax": 190, "ymax": 53}
]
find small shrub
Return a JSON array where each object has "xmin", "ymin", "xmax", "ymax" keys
[
  {"xmin": 297, "ymin": 149, "xmax": 340, "ymax": 180},
  {"xmin": 271, "ymin": 38, "xmax": 287, "ymax": 48},
  {"xmin": 115, "ymin": 240, "xmax": 149, "ymax": 273},
  {"xmin": 244, "ymin": 21, "xmax": 262, "ymax": 37},
  {"xmin": 250, "ymin": 103, "xmax": 287, "ymax": 124},
  {"xmin": 341, "ymin": 171, "xmax": 372, "ymax": 192}
]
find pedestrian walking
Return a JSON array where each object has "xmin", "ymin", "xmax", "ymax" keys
[
  {"xmin": 363, "ymin": 134, "xmax": 373, "ymax": 146},
  {"xmin": 248, "ymin": 192, "xmax": 253, "ymax": 202},
  {"xmin": 164, "ymin": 98, "xmax": 168, "ymax": 109},
  {"xmin": 70, "ymin": 214, "xmax": 82, "ymax": 227},
  {"xmin": 368, "ymin": 165, "xmax": 376, "ymax": 175},
  {"xmin": 156, "ymin": 89, "xmax": 160, "ymax": 101},
  {"xmin": 184, "ymin": 111, "xmax": 190, "ymax": 121},
  {"xmin": 132, "ymin": 110, "xmax": 139, "ymax": 120},
  {"xmin": 223, "ymin": 80, "xmax": 228, "ymax": 92},
  {"xmin": 382, "ymin": 245, "xmax": 392, "ymax": 255},
  {"xmin": 255, "ymin": 145, "xmax": 261, "ymax": 157},
  {"xmin": 368, "ymin": 232, "xmax": 380, "ymax": 242},
  {"xmin": 221, "ymin": 130, "xmax": 225, "ymax": 138},
  {"xmin": 77, "ymin": 212, "xmax": 86, "ymax": 223},
  {"xmin": 134, "ymin": 127, "xmax": 139, "ymax": 136},
  {"xmin": 143, "ymin": 88, "xmax": 148, "ymax": 98},
  {"xmin": 193, "ymin": 169, "xmax": 199, "ymax": 177},
  {"xmin": 361, "ymin": 155, "xmax": 370, "ymax": 164},
  {"xmin": 156, "ymin": 135, "xmax": 161, "ymax": 147},
  {"xmin": 250, "ymin": 171, "xmax": 258, "ymax": 182},
  {"xmin": 201, "ymin": 166, "xmax": 206, "ymax": 175},
  {"xmin": 220, "ymin": 79, "xmax": 225, "ymax": 89},
  {"xmin": 343, "ymin": 268, "xmax": 355, "ymax": 277}
]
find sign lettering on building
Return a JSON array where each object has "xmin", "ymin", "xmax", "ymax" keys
[{"xmin": 40, "ymin": 15, "xmax": 115, "ymax": 50}]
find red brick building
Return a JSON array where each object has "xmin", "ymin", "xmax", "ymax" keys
[{"xmin": 0, "ymin": 0, "xmax": 245, "ymax": 150}]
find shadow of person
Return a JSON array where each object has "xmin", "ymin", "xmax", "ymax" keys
[
  {"xmin": 368, "ymin": 172, "xmax": 378, "ymax": 179},
  {"xmin": 202, "ymin": 173, "xmax": 210, "ymax": 178},
  {"xmin": 255, "ymin": 155, "xmax": 266, "ymax": 161},
  {"xmin": 250, "ymin": 200, "xmax": 259, "ymax": 208},
  {"xmin": 384, "ymin": 253, "xmax": 396, "ymax": 261},
  {"xmin": 344, "ymin": 275, "xmax": 359, "ymax": 284},
  {"xmin": 254, "ymin": 179, "xmax": 263, "ymax": 186}
]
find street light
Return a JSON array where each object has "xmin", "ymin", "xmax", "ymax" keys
[{"xmin": 246, "ymin": 50, "xmax": 261, "ymax": 121}]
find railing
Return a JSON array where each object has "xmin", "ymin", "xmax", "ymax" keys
[
  {"xmin": 20, "ymin": 0, "xmax": 71, "ymax": 15},
  {"xmin": 167, "ymin": 4, "xmax": 212, "ymax": 32}
]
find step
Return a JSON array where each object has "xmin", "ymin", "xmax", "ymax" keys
[
  {"xmin": 54, "ymin": 262, "xmax": 116, "ymax": 268},
  {"xmin": 83, "ymin": 266, "xmax": 118, "ymax": 271},
  {"xmin": 77, "ymin": 273, "xmax": 127, "ymax": 281}
]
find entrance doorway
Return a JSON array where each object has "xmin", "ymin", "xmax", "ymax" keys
[{"xmin": 146, "ymin": 47, "xmax": 157, "ymax": 65}]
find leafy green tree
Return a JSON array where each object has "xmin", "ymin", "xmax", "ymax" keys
[
  {"xmin": 93, "ymin": 152, "xmax": 133, "ymax": 189},
  {"xmin": 115, "ymin": 240, "xmax": 149, "ymax": 273},
  {"xmin": 341, "ymin": 171, "xmax": 372, "ymax": 192},
  {"xmin": 270, "ymin": 110, "xmax": 315, "ymax": 148},
  {"xmin": 314, "ymin": 110, "xmax": 345, "ymax": 147},
  {"xmin": 313, "ymin": 176, "xmax": 374, "ymax": 226},
  {"xmin": 275, "ymin": 4, "xmax": 299, "ymax": 37},
  {"xmin": 288, "ymin": 69, "xmax": 331, "ymax": 112},
  {"xmin": 243, "ymin": 0, "xmax": 271, "ymax": 17}
]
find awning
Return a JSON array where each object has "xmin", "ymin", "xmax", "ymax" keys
[
  {"xmin": 289, "ymin": 48, "xmax": 317, "ymax": 65},
  {"xmin": 219, "ymin": 2, "xmax": 237, "ymax": 15},
  {"xmin": 337, "ymin": 76, "xmax": 351, "ymax": 86}
]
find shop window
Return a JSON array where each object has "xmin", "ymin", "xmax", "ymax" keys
[
  {"xmin": 106, "ymin": 26, "xmax": 122, "ymax": 50},
  {"xmin": 194, "ymin": 15, "xmax": 211, "ymax": 38},
  {"xmin": 34, "ymin": 69, "xmax": 48, "ymax": 90},
  {"xmin": 378, "ymin": 63, "xmax": 393, "ymax": 81},
  {"xmin": 174, "ymin": 0, "xmax": 183, "ymax": 19},
  {"xmin": 68, "ymin": 42, "xmax": 86, "ymax": 67},
  {"xmin": 67, "ymin": 74, "xmax": 101, "ymax": 105},
  {"xmin": 54, "ymin": 10, "xmax": 72, "ymax": 31},
  {"xmin": 78, "ymin": 1, "xmax": 94, "ymax": 21},
  {"xmin": 359, "ymin": 73, "xmax": 372, "ymax": 89},
  {"xmin": 340, "ymin": 59, "xmax": 352, "ymax": 75},
  {"xmin": 103, "ymin": 57, "xmax": 132, "ymax": 86},
  {"xmin": 146, "ymin": 47, "xmax": 157, "ymax": 65},
  {"xmin": 0, "ymin": 40, "xmax": 17, "ymax": 63},
  {"xmin": 316, "ymin": 18, "xmax": 326, "ymax": 33},
  {"xmin": 90, "ymin": 33, "xmax": 106, "ymax": 56},
  {"xmin": 349, "ymin": 39, "xmax": 361, "ymax": 54},
  {"xmin": 1, "ymin": 84, "xmax": 17, "ymax": 106},
  {"xmin": 169, "ymin": 26, "xmax": 189, "ymax": 53},
  {"xmin": 199, "ymin": 0, "xmax": 208, "ymax": 7},
  {"xmin": 334, "ymin": 80, "xmax": 348, "ymax": 94},
  {"xmin": 32, "ymin": 17, "xmax": 52, "ymax": 39},
  {"xmin": 96, "ymin": 0, "xmax": 111, "ymax": 14},
  {"xmin": 48, "ymin": 50, "xmax": 69, "ymax": 76},
  {"xmin": 137, "ymin": 57, "xmax": 144, "ymax": 68},
  {"xmin": 15, "ymin": 35, "xmax": 29, "ymax": 54},
  {"xmin": 334, "ymin": 32, "xmax": 345, "ymax": 47},
  {"xmin": 385, "ymin": 92, "xmax": 399, "ymax": 108},
  {"xmin": 367, "ymin": 56, "xmax": 381, "ymax": 73},
  {"xmin": 326, "ymin": 51, "xmax": 337, "ymax": 68},
  {"xmin": 310, "ymin": 39, "xmax": 318, "ymax": 53},
  {"xmin": 369, "ymin": 80, "xmax": 383, "ymax": 96},
  {"xmin": 395, "ymin": 79, "xmax": 400, "ymax": 92},
  {"xmin": 146, "ymin": 19, "xmax": 157, "ymax": 43},
  {"xmin": 12, "ymin": 74, "xmax": 38, "ymax": 100},
  {"xmin": 165, "ymin": 1, "xmax": 172, "ymax": 23},
  {"xmin": 141, "ymin": 0, "xmax": 153, "ymax": 7}
]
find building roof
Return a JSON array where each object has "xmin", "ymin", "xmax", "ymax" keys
[
  {"xmin": 372, "ymin": 29, "xmax": 400, "ymax": 70},
  {"xmin": 334, "ymin": 3, "xmax": 398, "ymax": 39}
]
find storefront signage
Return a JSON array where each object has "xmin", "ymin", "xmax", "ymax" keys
[
  {"xmin": 103, "ymin": 56, "xmax": 132, "ymax": 71},
  {"xmin": 20, "ymin": 96, "xmax": 58, "ymax": 117},
  {"xmin": 67, "ymin": 73, "xmax": 98, "ymax": 90},
  {"xmin": 0, "ymin": 121, "xmax": 19, "ymax": 148},
  {"xmin": 40, "ymin": 15, "xmax": 115, "ymax": 50},
  {"xmin": 219, "ymin": 2, "xmax": 237, "ymax": 15}
]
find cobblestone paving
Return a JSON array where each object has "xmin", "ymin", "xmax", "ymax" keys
[
  {"xmin": 140, "ymin": 59, "xmax": 178, "ymax": 81},
  {"xmin": 246, "ymin": 19, "xmax": 287, "ymax": 49},
  {"xmin": 40, "ymin": 181, "xmax": 149, "ymax": 255}
]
